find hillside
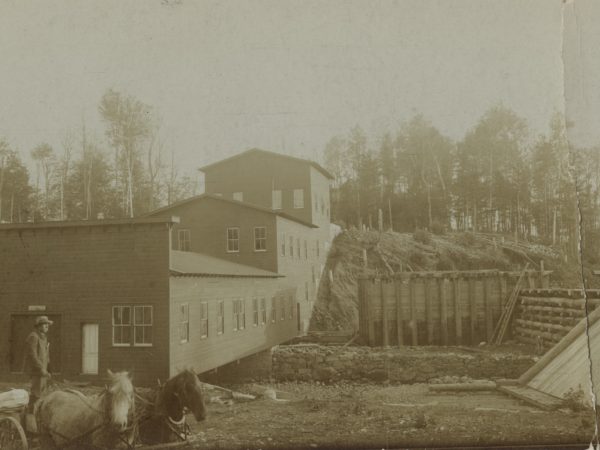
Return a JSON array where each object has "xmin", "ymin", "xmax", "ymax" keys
[{"xmin": 309, "ymin": 229, "xmax": 595, "ymax": 331}]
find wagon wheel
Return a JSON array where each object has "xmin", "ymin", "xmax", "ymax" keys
[{"xmin": 0, "ymin": 416, "xmax": 28, "ymax": 450}]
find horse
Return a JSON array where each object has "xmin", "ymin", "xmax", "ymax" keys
[
  {"xmin": 36, "ymin": 370, "xmax": 136, "ymax": 449},
  {"xmin": 135, "ymin": 369, "xmax": 207, "ymax": 445}
]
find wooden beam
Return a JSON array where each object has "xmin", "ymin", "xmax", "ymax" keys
[
  {"xmin": 395, "ymin": 280, "xmax": 404, "ymax": 346},
  {"xmin": 367, "ymin": 281, "xmax": 376, "ymax": 346},
  {"xmin": 381, "ymin": 279, "xmax": 389, "ymax": 347},
  {"xmin": 469, "ymin": 278, "xmax": 477, "ymax": 345},
  {"xmin": 440, "ymin": 278, "xmax": 448, "ymax": 345},
  {"xmin": 454, "ymin": 278, "xmax": 462, "ymax": 345},
  {"xmin": 410, "ymin": 278, "xmax": 418, "ymax": 345},
  {"xmin": 425, "ymin": 279, "xmax": 434, "ymax": 344},
  {"xmin": 484, "ymin": 277, "xmax": 493, "ymax": 342}
]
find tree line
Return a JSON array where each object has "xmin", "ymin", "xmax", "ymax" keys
[
  {"xmin": 323, "ymin": 105, "xmax": 600, "ymax": 260},
  {"xmin": 0, "ymin": 89, "xmax": 198, "ymax": 223}
]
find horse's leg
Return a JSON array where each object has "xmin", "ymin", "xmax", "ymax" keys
[{"xmin": 35, "ymin": 407, "xmax": 58, "ymax": 450}]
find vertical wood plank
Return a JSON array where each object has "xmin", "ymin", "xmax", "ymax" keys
[
  {"xmin": 500, "ymin": 274, "xmax": 508, "ymax": 307},
  {"xmin": 454, "ymin": 277, "xmax": 462, "ymax": 345},
  {"xmin": 469, "ymin": 277, "xmax": 477, "ymax": 345},
  {"xmin": 381, "ymin": 279, "xmax": 389, "ymax": 347},
  {"xmin": 440, "ymin": 278, "xmax": 448, "ymax": 345},
  {"xmin": 425, "ymin": 278, "xmax": 434, "ymax": 344},
  {"xmin": 395, "ymin": 278, "xmax": 404, "ymax": 346},
  {"xmin": 410, "ymin": 277, "xmax": 418, "ymax": 345},
  {"xmin": 484, "ymin": 276, "xmax": 493, "ymax": 342},
  {"xmin": 368, "ymin": 280, "xmax": 376, "ymax": 346}
]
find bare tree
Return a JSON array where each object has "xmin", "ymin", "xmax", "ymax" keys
[{"xmin": 59, "ymin": 131, "xmax": 74, "ymax": 220}]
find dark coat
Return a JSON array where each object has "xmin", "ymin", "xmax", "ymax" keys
[{"xmin": 23, "ymin": 330, "xmax": 50, "ymax": 376}]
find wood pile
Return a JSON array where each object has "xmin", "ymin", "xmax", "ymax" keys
[{"xmin": 512, "ymin": 289, "xmax": 600, "ymax": 350}]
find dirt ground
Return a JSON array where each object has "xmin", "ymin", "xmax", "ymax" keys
[
  {"xmin": 1, "ymin": 379, "xmax": 594, "ymax": 449},
  {"xmin": 187, "ymin": 382, "xmax": 596, "ymax": 450}
]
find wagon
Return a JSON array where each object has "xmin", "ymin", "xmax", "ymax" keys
[{"xmin": 0, "ymin": 390, "xmax": 29, "ymax": 450}]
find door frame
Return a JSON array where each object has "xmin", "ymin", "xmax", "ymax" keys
[{"xmin": 81, "ymin": 323, "xmax": 99, "ymax": 375}]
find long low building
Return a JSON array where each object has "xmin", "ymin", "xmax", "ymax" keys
[{"xmin": 0, "ymin": 217, "xmax": 298, "ymax": 386}]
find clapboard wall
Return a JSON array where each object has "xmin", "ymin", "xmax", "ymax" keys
[
  {"xmin": 513, "ymin": 288, "xmax": 600, "ymax": 350},
  {"xmin": 358, "ymin": 269, "xmax": 550, "ymax": 347}
]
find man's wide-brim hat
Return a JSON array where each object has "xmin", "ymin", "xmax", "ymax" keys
[{"xmin": 35, "ymin": 316, "xmax": 53, "ymax": 326}]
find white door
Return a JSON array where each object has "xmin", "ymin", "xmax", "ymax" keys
[{"xmin": 82, "ymin": 324, "xmax": 99, "ymax": 374}]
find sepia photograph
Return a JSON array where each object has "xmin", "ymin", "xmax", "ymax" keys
[{"xmin": 1, "ymin": 0, "xmax": 600, "ymax": 449}]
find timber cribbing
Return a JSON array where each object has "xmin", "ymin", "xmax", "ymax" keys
[{"xmin": 513, "ymin": 288, "xmax": 600, "ymax": 350}]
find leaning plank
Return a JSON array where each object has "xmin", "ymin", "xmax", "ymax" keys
[
  {"xmin": 428, "ymin": 381, "xmax": 497, "ymax": 392},
  {"xmin": 497, "ymin": 385, "xmax": 563, "ymax": 411},
  {"xmin": 518, "ymin": 304, "xmax": 600, "ymax": 384}
]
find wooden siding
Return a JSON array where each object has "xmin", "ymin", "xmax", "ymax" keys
[
  {"xmin": 0, "ymin": 223, "xmax": 172, "ymax": 386},
  {"xmin": 169, "ymin": 276, "xmax": 298, "ymax": 375},
  {"xmin": 202, "ymin": 150, "xmax": 319, "ymax": 225},
  {"xmin": 150, "ymin": 197, "xmax": 280, "ymax": 273}
]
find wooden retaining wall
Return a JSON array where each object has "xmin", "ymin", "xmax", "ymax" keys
[
  {"xmin": 358, "ymin": 269, "xmax": 550, "ymax": 347},
  {"xmin": 513, "ymin": 288, "xmax": 600, "ymax": 350}
]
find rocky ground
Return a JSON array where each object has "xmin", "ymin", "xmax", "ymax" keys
[{"xmin": 186, "ymin": 381, "xmax": 596, "ymax": 449}]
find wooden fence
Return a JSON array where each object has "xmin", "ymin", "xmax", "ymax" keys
[
  {"xmin": 358, "ymin": 269, "xmax": 550, "ymax": 347},
  {"xmin": 513, "ymin": 288, "xmax": 600, "ymax": 350}
]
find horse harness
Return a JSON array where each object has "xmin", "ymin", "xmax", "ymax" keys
[
  {"xmin": 39, "ymin": 386, "xmax": 137, "ymax": 450},
  {"xmin": 134, "ymin": 383, "xmax": 191, "ymax": 442}
]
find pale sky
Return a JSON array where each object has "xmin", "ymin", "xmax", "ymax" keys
[{"xmin": 0, "ymin": 0, "xmax": 595, "ymax": 177}]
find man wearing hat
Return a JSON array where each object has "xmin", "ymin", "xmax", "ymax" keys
[{"xmin": 24, "ymin": 315, "xmax": 53, "ymax": 413}]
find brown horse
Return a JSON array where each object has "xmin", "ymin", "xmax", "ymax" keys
[
  {"xmin": 136, "ymin": 369, "xmax": 206, "ymax": 445},
  {"xmin": 36, "ymin": 370, "xmax": 136, "ymax": 449}
]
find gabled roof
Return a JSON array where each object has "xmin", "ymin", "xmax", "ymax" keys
[
  {"xmin": 144, "ymin": 193, "xmax": 318, "ymax": 228},
  {"xmin": 198, "ymin": 148, "xmax": 334, "ymax": 180},
  {"xmin": 170, "ymin": 250, "xmax": 283, "ymax": 278}
]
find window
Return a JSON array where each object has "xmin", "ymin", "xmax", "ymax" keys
[
  {"xmin": 304, "ymin": 240, "xmax": 308, "ymax": 259},
  {"xmin": 289, "ymin": 296, "xmax": 294, "ymax": 319},
  {"xmin": 217, "ymin": 300, "xmax": 225, "ymax": 335},
  {"xmin": 252, "ymin": 298, "xmax": 259, "ymax": 327},
  {"xmin": 289, "ymin": 236, "xmax": 294, "ymax": 257},
  {"xmin": 134, "ymin": 306, "xmax": 153, "ymax": 346},
  {"xmin": 112, "ymin": 306, "xmax": 131, "ymax": 346},
  {"xmin": 293, "ymin": 189, "xmax": 304, "ymax": 208},
  {"xmin": 272, "ymin": 190, "xmax": 282, "ymax": 210},
  {"xmin": 314, "ymin": 193, "xmax": 318, "ymax": 213},
  {"xmin": 178, "ymin": 229, "xmax": 191, "ymax": 252},
  {"xmin": 280, "ymin": 233, "xmax": 286, "ymax": 256},
  {"xmin": 296, "ymin": 238, "xmax": 301, "ymax": 259},
  {"xmin": 316, "ymin": 240, "xmax": 320, "ymax": 257},
  {"xmin": 280, "ymin": 297, "xmax": 286, "ymax": 321},
  {"xmin": 254, "ymin": 227, "xmax": 267, "ymax": 251},
  {"xmin": 112, "ymin": 305, "xmax": 153, "ymax": 346},
  {"xmin": 260, "ymin": 298, "xmax": 267, "ymax": 324},
  {"xmin": 200, "ymin": 302, "xmax": 208, "ymax": 338},
  {"xmin": 312, "ymin": 266, "xmax": 316, "ymax": 285},
  {"xmin": 233, "ymin": 192, "xmax": 243, "ymax": 202},
  {"xmin": 179, "ymin": 303, "xmax": 189, "ymax": 343},
  {"xmin": 305, "ymin": 282, "xmax": 309, "ymax": 302},
  {"xmin": 233, "ymin": 298, "xmax": 245, "ymax": 331},
  {"xmin": 227, "ymin": 227, "xmax": 240, "ymax": 252},
  {"xmin": 271, "ymin": 297, "xmax": 277, "ymax": 323},
  {"xmin": 320, "ymin": 196, "xmax": 325, "ymax": 214}
]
